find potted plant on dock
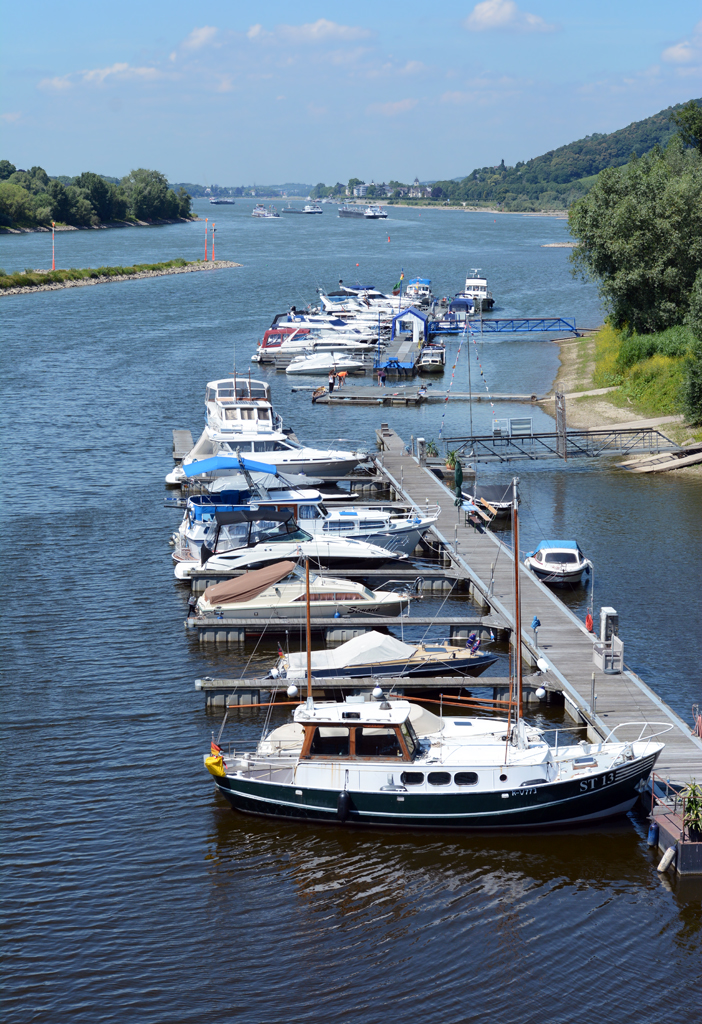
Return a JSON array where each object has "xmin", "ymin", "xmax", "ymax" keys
[
  {"xmin": 682, "ymin": 780, "xmax": 702, "ymax": 842},
  {"xmin": 425, "ymin": 439, "xmax": 438, "ymax": 457},
  {"xmin": 445, "ymin": 449, "xmax": 459, "ymax": 471}
]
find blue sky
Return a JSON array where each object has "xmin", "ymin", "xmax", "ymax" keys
[{"xmin": 2, "ymin": 1, "xmax": 701, "ymax": 184}]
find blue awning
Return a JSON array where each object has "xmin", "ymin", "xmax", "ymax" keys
[
  {"xmin": 182, "ymin": 455, "xmax": 278, "ymax": 478},
  {"xmin": 409, "ymin": 278, "xmax": 431, "ymax": 286},
  {"xmin": 525, "ymin": 539, "xmax": 580, "ymax": 557}
]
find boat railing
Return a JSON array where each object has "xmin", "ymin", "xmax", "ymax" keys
[{"xmin": 602, "ymin": 721, "xmax": 674, "ymax": 747}]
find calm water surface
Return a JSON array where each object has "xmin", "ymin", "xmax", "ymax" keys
[{"xmin": 2, "ymin": 204, "xmax": 700, "ymax": 1023}]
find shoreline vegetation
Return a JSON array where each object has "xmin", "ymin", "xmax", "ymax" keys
[
  {"xmin": 0, "ymin": 215, "xmax": 197, "ymax": 235},
  {"xmin": 0, "ymin": 259, "xmax": 241, "ymax": 296},
  {"xmin": 0, "ymin": 163, "xmax": 194, "ymax": 232}
]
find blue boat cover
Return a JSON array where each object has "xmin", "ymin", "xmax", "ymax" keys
[
  {"xmin": 525, "ymin": 539, "xmax": 579, "ymax": 557},
  {"xmin": 182, "ymin": 455, "xmax": 278, "ymax": 478},
  {"xmin": 409, "ymin": 278, "xmax": 431, "ymax": 286}
]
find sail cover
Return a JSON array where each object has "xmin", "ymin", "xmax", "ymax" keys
[
  {"xmin": 286, "ymin": 631, "xmax": 417, "ymax": 678},
  {"xmin": 182, "ymin": 455, "xmax": 278, "ymax": 478},
  {"xmin": 202, "ymin": 561, "xmax": 296, "ymax": 606}
]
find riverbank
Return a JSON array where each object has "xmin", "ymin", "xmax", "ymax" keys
[
  {"xmin": 0, "ymin": 216, "xmax": 198, "ymax": 235},
  {"xmin": 547, "ymin": 329, "xmax": 702, "ymax": 469},
  {"xmin": 0, "ymin": 259, "xmax": 241, "ymax": 296}
]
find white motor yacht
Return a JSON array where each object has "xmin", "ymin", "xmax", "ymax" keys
[
  {"xmin": 252, "ymin": 204, "xmax": 280, "ymax": 218},
  {"xmin": 194, "ymin": 561, "xmax": 409, "ymax": 619},
  {"xmin": 173, "ymin": 508, "xmax": 407, "ymax": 579},
  {"xmin": 166, "ymin": 376, "xmax": 368, "ymax": 483},
  {"xmin": 460, "ymin": 269, "xmax": 494, "ymax": 310},
  {"xmin": 285, "ymin": 351, "xmax": 368, "ymax": 376}
]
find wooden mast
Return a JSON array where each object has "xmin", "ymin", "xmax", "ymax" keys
[
  {"xmin": 305, "ymin": 557, "xmax": 313, "ymax": 707},
  {"xmin": 512, "ymin": 477, "xmax": 523, "ymax": 716}
]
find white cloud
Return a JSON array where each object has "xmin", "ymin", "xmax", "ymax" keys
[
  {"xmin": 1, "ymin": 111, "xmax": 22, "ymax": 123},
  {"xmin": 399, "ymin": 60, "xmax": 427, "ymax": 75},
  {"xmin": 367, "ymin": 98, "xmax": 418, "ymax": 116},
  {"xmin": 464, "ymin": 0, "xmax": 556, "ymax": 33},
  {"xmin": 38, "ymin": 63, "xmax": 165, "ymax": 90},
  {"xmin": 247, "ymin": 19, "xmax": 370, "ymax": 44},
  {"xmin": 662, "ymin": 20, "xmax": 702, "ymax": 65},
  {"xmin": 182, "ymin": 26, "xmax": 218, "ymax": 51}
]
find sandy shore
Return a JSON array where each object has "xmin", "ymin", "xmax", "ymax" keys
[{"xmin": 0, "ymin": 260, "xmax": 242, "ymax": 297}]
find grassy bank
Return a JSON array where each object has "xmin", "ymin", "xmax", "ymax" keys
[
  {"xmin": 591, "ymin": 323, "xmax": 696, "ymax": 418},
  {"xmin": 0, "ymin": 258, "xmax": 191, "ymax": 290}
]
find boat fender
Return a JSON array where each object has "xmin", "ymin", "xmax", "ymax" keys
[
  {"xmin": 657, "ymin": 845, "xmax": 677, "ymax": 873},
  {"xmin": 337, "ymin": 791, "xmax": 351, "ymax": 823},
  {"xmin": 647, "ymin": 821, "xmax": 659, "ymax": 847}
]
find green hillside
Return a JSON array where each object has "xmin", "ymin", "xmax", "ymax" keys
[{"xmin": 427, "ymin": 98, "xmax": 702, "ymax": 210}]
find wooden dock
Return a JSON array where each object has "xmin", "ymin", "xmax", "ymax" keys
[
  {"xmin": 312, "ymin": 385, "xmax": 543, "ymax": 407},
  {"xmin": 186, "ymin": 613, "xmax": 504, "ymax": 644},
  {"xmin": 374, "ymin": 426, "xmax": 702, "ymax": 785},
  {"xmin": 195, "ymin": 675, "xmax": 558, "ymax": 707}
]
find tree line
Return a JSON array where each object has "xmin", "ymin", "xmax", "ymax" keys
[
  {"xmin": 569, "ymin": 101, "xmax": 702, "ymax": 422},
  {"xmin": 0, "ymin": 163, "xmax": 193, "ymax": 229}
]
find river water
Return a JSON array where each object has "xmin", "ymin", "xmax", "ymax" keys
[{"xmin": 2, "ymin": 202, "xmax": 700, "ymax": 1023}]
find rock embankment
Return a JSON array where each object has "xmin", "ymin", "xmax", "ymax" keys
[{"xmin": 0, "ymin": 260, "xmax": 242, "ymax": 297}]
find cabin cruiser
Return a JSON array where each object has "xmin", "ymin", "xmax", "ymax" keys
[
  {"xmin": 165, "ymin": 376, "xmax": 368, "ymax": 483},
  {"xmin": 176, "ymin": 490, "xmax": 439, "ymax": 561},
  {"xmin": 404, "ymin": 278, "xmax": 433, "ymax": 306},
  {"xmin": 303, "ymin": 203, "xmax": 323, "ymax": 214},
  {"xmin": 524, "ymin": 540, "xmax": 592, "ymax": 585},
  {"xmin": 252, "ymin": 204, "xmax": 280, "ymax": 218},
  {"xmin": 285, "ymin": 351, "xmax": 367, "ymax": 376},
  {"xmin": 277, "ymin": 630, "xmax": 497, "ymax": 680},
  {"xmin": 174, "ymin": 508, "xmax": 407, "ymax": 579},
  {"xmin": 253, "ymin": 325, "xmax": 379, "ymax": 363},
  {"xmin": 209, "ymin": 197, "xmax": 235, "ymax": 205},
  {"xmin": 418, "ymin": 343, "xmax": 445, "ymax": 373},
  {"xmin": 194, "ymin": 562, "xmax": 409, "ymax": 619},
  {"xmin": 460, "ymin": 269, "xmax": 494, "ymax": 310},
  {"xmin": 364, "ymin": 205, "xmax": 388, "ymax": 219},
  {"xmin": 171, "ymin": 486, "xmax": 325, "ymax": 562},
  {"xmin": 205, "ymin": 697, "xmax": 665, "ymax": 829}
]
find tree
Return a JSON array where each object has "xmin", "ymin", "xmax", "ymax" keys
[
  {"xmin": 347, "ymin": 177, "xmax": 363, "ymax": 194},
  {"xmin": 0, "ymin": 181, "xmax": 34, "ymax": 224},
  {"xmin": 569, "ymin": 140, "xmax": 702, "ymax": 332},
  {"xmin": 74, "ymin": 172, "xmax": 113, "ymax": 221},
  {"xmin": 686, "ymin": 268, "xmax": 702, "ymax": 341},
  {"xmin": 120, "ymin": 168, "xmax": 171, "ymax": 219},
  {"xmin": 670, "ymin": 99, "xmax": 702, "ymax": 156},
  {"xmin": 0, "ymin": 159, "xmax": 16, "ymax": 180},
  {"xmin": 47, "ymin": 180, "xmax": 71, "ymax": 222},
  {"xmin": 431, "ymin": 185, "xmax": 445, "ymax": 199}
]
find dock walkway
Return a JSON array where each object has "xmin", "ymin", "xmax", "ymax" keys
[{"xmin": 374, "ymin": 426, "xmax": 702, "ymax": 784}]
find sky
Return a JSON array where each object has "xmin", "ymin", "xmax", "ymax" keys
[{"xmin": 1, "ymin": 1, "xmax": 701, "ymax": 185}]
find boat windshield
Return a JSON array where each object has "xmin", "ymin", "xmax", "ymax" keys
[
  {"xmin": 355, "ymin": 727, "xmax": 403, "ymax": 758},
  {"xmin": 207, "ymin": 519, "xmax": 311, "ymax": 550},
  {"xmin": 545, "ymin": 552, "xmax": 578, "ymax": 563},
  {"xmin": 400, "ymin": 721, "xmax": 419, "ymax": 757}
]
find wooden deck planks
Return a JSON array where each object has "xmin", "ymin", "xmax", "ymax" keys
[{"xmin": 374, "ymin": 431, "xmax": 702, "ymax": 783}]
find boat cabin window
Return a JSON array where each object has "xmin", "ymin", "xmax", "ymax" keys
[
  {"xmin": 206, "ymin": 387, "xmax": 216, "ymax": 401},
  {"xmin": 258, "ymin": 408, "xmax": 271, "ymax": 421},
  {"xmin": 545, "ymin": 552, "xmax": 578, "ymax": 564},
  {"xmin": 454, "ymin": 772, "xmax": 479, "ymax": 786},
  {"xmin": 297, "ymin": 504, "xmax": 321, "ymax": 520},
  {"xmin": 309, "ymin": 727, "xmax": 350, "ymax": 758},
  {"xmin": 253, "ymin": 440, "xmax": 292, "ymax": 452},
  {"xmin": 400, "ymin": 721, "xmax": 419, "ymax": 757},
  {"xmin": 401, "ymin": 772, "xmax": 424, "ymax": 786},
  {"xmin": 427, "ymin": 772, "xmax": 451, "ymax": 786},
  {"xmin": 322, "ymin": 521, "xmax": 355, "ymax": 533},
  {"xmin": 355, "ymin": 727, "xmax": 404, "ymax": 758},
  {"xmin": 223, "ymin": 441, "xmax": 253, "ymax": 452}
]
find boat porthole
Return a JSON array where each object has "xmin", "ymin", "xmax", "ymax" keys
[{"xmin": 499, "ymin": 773, "xmax": 508, "ymax": 781}]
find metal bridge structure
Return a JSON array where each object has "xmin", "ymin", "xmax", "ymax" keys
[
  {"xmin": 442, "ymin": 427, "xmax": 681, "ymax": 463},
  {"xmin": 428, "ymin": 316, "xmax": 578, "ymax": 337}
]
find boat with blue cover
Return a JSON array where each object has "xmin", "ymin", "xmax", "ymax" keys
[{"xmin": 524, "ymin": 540, "xmax": 592, "ymax": 585}]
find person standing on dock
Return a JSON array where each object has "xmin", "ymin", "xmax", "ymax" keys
[
  {"xmin": 337, "ymin": 371, "xmax": 347, "ymax": 389},
  {"xmin": 378, "ymin": 367, "xmax": 387, "ymax": 388},
  {"xmin": 328, "ymin": 370, "xmax": 335, "ymax": 394}
]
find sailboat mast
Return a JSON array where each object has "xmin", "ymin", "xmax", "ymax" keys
[
  {"xmin": 512, "ymin": 477, "xmax": 523, "ymax": 716},
  {"xmin": 305, "ymin": 557, "xmax": 313, "ymax": 706}
]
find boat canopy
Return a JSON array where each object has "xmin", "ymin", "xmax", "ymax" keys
[
  {"xmin": 525, "ymin": 539, "xmax": 580, "ymax": 557},
  {"xmin": 182, "ymin": 455, "xmax": 278, "ymax": 478},
  {"xmin": 202, "ymin": 561, "xmax": 296, "ymax": 606},
  {"xmin": 449, "ymin": 297, "xmax": 474, "ymax": 311},
  {"xmin": 214, "ymin": 508, "xmax": 294, "ymax": 526},
  {"xmin": 409, "ymin": 278, "xmax": 431, "ymax": 286},
  {"xmin": 464, "ymin": 484, "xmax": 513, "ymax": 504},
  {"xmin": 286, "ymin": 630, "xmax": 417, "ymax": 677}
]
